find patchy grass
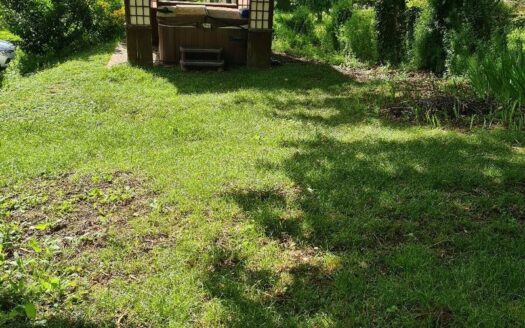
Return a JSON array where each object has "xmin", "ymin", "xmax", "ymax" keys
[
  {"xmin": 1, "ymin": 172, "xmax": 157, "ymax": 326},
  {"xmin": 1, "ymin": 43, "xmax": 525, "ymax": 327}
]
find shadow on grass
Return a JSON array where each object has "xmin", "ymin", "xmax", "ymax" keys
[
  {"xmin": 7, "ymin": 317, "xmax": 116, "ymax": 328},
  {"xmin": 257, "ymin": 135, "xmax": 524, "ymax": 248},
  {"xmin": 265, "ymin": 86, "xmax": 389, "ymax": 127},
  {"xmin": 203, "ymin": 239, "xmax": 336, "ymax": 327},
  {"xmin": 13, "ymin": 42, "xmax": 118, "ymax": 76},
  {"xmin": 144, "ymin": 60, "xmax": 362, "ymax": 95},
  {"xmin": 143, "ymin": 59, "xmax": 394, "ymax": 130},
  {"xmin": 212, "ymin": 131, "xmax": 525, "ymax": 326}
]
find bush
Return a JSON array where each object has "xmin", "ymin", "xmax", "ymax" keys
[
  {"xmin": 275, "ymin": 0, "xmax": 293, "ymax": 12},
  {"xmin": 92, "ymin": 0, "xmax": 126, "ymax": 42},
  {"xmin": 405, "ymin": 6, "xmax": 421, "ymax": 52},
  {"xmin": 0, "ymin": 0, "xmax": 124, "ymax": 54},
  {"xmin": 342, "ymin": 9, "xmax": 378, "ymax": 64},
  {"xmin": 294, "ymin": 0, "xmax": 332, "ymax": 21},
  {"xmin": 274, "ymin": 7, "xmax": 320, "ymax": 55},
  {"xmin": 468, "ymin": 46, "xmax": 525, "ymax": 128},
  {"xmin": 411, "ymin": 6, "xmax": 446, "ymax": 73},
  {"xmin": 449, "ymin": 1, "xmax": 511, "ymax": 74},
  {"xmin": 412, "ymin": 0, "xmax": 512, "ymax": 74},
  {"xmin": 508, "ymin": 27, "xmax": 525, "ymax": 50},
  {"xmin": 324, "ymin": 0, "xmax": 353, "ymax": 52},
  {"xmin": 331, "ymin": 0, "xmax": 354, "ymax": 29},
  {"xmin": 469, "ymin": 46, "xmax": 525, "ymax": 106}
]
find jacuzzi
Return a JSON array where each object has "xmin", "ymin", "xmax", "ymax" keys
[{"xmin": 156, "ymin": 2, "xmax": 249, "ymax": 66}]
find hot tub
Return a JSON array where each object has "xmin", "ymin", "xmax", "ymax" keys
[{"xmin": 157, "ymin": 3, "xmax": 249, "ymax": 66}]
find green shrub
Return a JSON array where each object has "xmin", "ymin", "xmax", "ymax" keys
[
  {"xmin": 274, "ymin": 7, "xmax": 319, "ymax": 53},
  {"xmin": 411, "ymin": 6, "xmax": 446, "ymax": 73},
  {"xmin": 92, "ymin": 0, "xmax": 125, "ymax": 42},
  {"xmin": 331, "ymin": 0, "xmax": 354, "ymax": 29},
  {"xmin": 405, "ymin": 7, "xmax": 421, "ymax": 52},
  {"xmin": 413, "ymin": 0, "xmax": 512, "ymax": 74},
  {"xmin": 469, "ymin": 46, "xmax": 525, "ymax": 106},
  {"xmin": 342, "ymin": 9, "xmax": 378, "ymax": 64},
  {"xmin": 449, "ymin": 1, "xmax": 511, "ymax": 74},
  {"xmin": 275, "ymin": 0, "xmax": 293, "ymax": 12},
  {"xmin": 279, "ymin": 6, "xmax": 315, "ymax": 35},
  {"xmin": 468, "ymin": 46, "xmax": 525, "ymax": 128},
  {"xmin": 325, "ymin": 0, "xmax": 353, "ymax": 52},
  {"xmin": 0, "ymin": 0, "xmax": 123, "ymax": 54},
  {"xmin": 376, "ymin": 0, "xmax": 407, "ymax": 66},
  {"xmin": 508, "ymin": 27, "xmax": 525, "ymax": 50},
  {"xmin": 446, "ymin": 25, "xmax": 478, "ymax": 74},
  {"xmin": 294, "ymin": 0, "xmax": 332, "ymax": 21}
]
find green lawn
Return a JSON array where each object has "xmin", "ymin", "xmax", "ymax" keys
[{"xmin": 1, "ymin": 43, "xmax": 525, "ymax": 327}]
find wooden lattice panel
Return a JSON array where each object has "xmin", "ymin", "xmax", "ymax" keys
[
  {"xmin": 249, "ymin": 0, "xmax": 272, "ymax": 30},
  {"xmin": 129, "ymin": 0, "xmax": 151, "ymax": 26},
  {"xmin": 238, "ymin": 0, "xmax": 250, "ymax": 8}
]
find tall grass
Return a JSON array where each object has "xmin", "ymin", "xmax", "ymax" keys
[
  {"xmin": 274, "ymin": 5, "xmax": 378, "ymax": 66},
  {"xmin": 468, "ymin": 45, "xmax": 525, "ymax": 129}
]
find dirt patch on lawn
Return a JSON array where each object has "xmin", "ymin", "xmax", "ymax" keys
[
  {"xmin": 0, "ymin": 172, "xmax": 153, "ymax": 258},
  {"xmin": 381, "ymin": 77, "xmax": 510, "ymax": 128},
  {"xmin": 0, "ymin": 172, "xmax": 161, "ymax": 324}
]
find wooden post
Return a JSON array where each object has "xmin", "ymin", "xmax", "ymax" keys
[
  {"xmin": 127, "ymin": 26, "xmax": 153, "ymax": 65},
  {"xmin": 247, "ymin": 31, "xmax": 272, "ymax": 68},
  {"xmin": 124, "ymin": 0, "xmax": 154, "ymax": 66},
  {"xmin": 247, "ymin": 0, "xmax": 274, "ymax": 68}
]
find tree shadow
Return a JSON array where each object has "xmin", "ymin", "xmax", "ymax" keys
[
  {"xmin": 141, "ymin": 57, "xmax": 397, "ymax": 133},
  {"xmin": 226, "ymin": 133, "xmax": 525, "ymax": 250},
  {"xmin": 264, "ymin": 83, "xmax": 390, "ymax": 128},
  {"xmin": 5, "ymin": 316, "xmax": 117, "ymax": 328},
  {"xmin": 14, "ymin": 42, "xmax": 118, "ymax": 76},
  {"xmin": 203, "ymin": 245, "xmax": 281, "ymax": 327},
  {"xmin": 214, "ymin": 131, "xmax": 525, "ymax": 325},
  {"xmin": 143, "ymin": 59, "xmax": 363, "ymax": 95},
  {"xmin": 203, "ymin": 239, "xmax": 345, "ymax": 327}
]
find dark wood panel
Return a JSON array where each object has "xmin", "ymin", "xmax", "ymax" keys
[
  {"xmin": 247, "ymin": 30, "xmax": 272, "ymax": 68},
  {"xmin": 127, "ymin": 26, "xmax": 154, "ymax": 66},
  {"xmin": 151, "ymin": 8, "xmax": 159, "ymax": 47},
  {"xmin": 158, "ymin": 25, "xmax": 248, "ymax": 66}
]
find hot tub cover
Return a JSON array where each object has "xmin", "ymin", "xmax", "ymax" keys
[{"xmin": 157, "ymin": 5, "xmax": 248, "ymax": 27}]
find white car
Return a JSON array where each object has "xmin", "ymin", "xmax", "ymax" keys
[{"xmin": 0, "ymin": 40, "xmax": 16, "ymax": 69}]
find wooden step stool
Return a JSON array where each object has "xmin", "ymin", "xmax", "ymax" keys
[{"xmin": 180, "ymin": 47, "xmax": 225, "ymax": 72}]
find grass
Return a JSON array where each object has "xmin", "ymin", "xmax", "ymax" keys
[
  {"xmin": 1, "ymin": 42, "xmax": 525, "ymax": 327},
  {"xmin": 0, "ymin": 29, "xmax": 20, "ymax": 42}
]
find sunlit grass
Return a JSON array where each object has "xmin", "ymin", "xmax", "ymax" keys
[
  {"xmin": 1, "ymin": 43, "xmax": 525, "ymax": 327},
  {"xmin": 0, "ymin": 29, "xmax": 20, "ymax": 42}
]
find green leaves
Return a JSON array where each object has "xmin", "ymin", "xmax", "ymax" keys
[
  {"xmin": 34, "ymin": 222, "xmax": 51, "ymax": 231},
  {"xmin": 28, "ymin": 238, "xmax": 42, "ymax": 253},
  {"xmin": 0, "ymin": 0, "xmax": 124, "ymax": 54},
  {"xmin": 23, "ymin": 303, "xmax": 37, "ymax": 319}
]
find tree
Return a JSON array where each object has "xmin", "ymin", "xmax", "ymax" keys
[{"xmin": 376, "ymin": 0, "xmax": 407, "ymax": 66}]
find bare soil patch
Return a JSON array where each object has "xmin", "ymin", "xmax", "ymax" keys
[{"xmin": 1, "ymin": 172, "xmax": 153, "ymax": 258}]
